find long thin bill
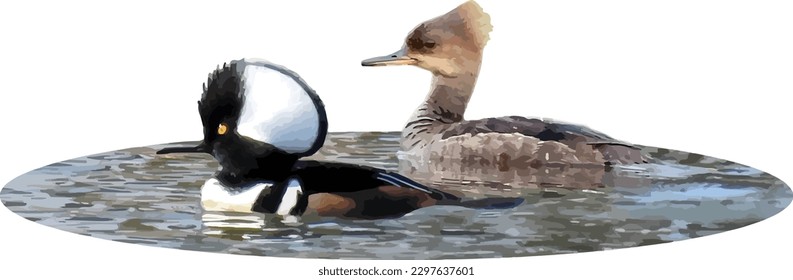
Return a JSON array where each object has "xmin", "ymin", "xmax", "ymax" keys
[
  {"xmin": 156, "ymin": 141, "xmax": 210, "ymax": 155},
  {"xmin": 361, "ymin": 48, "xmax": 416, "ymax": 66}
]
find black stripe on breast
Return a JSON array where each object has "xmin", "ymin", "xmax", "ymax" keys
[{"xmin": 251, "ymin": 180, "xmax": 288, "ymax": 214}]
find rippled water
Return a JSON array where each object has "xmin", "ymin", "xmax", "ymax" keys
[{"xmin": 1, "ymin": 132, "xmax": 791, "ymax": 259}]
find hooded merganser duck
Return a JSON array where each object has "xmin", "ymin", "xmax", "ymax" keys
[
  {"xmin": 361, "ymin": 1, "xmax": 649, "ymax": 173},
  {"xmin": 157, "ymin": 58, "xmax": 523, "ymax": 220}
]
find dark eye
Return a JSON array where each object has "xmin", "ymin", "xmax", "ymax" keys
[
  {"xmin": 407, "ymin": 36, "xmax": 422, "ymax": 50},
  {"xmin": 407, "ymin": 36, "xmax": 436, "ymax": 53},
  {"xmin": 406, "ymin": 24, "xmax": 437, "ymax": 52}
]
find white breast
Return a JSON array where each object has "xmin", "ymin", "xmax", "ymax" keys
[
  {"xmin": 199, "ymin": 177, "xmax": 305, "ymax": 216},
  {"xmin": 200, "ymin": 178, "xmax": 272, "ymax": 213}
]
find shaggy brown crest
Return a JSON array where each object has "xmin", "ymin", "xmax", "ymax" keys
[{"xmin": 406, "ymin": 0, "xmax": 492, "ymax": 53}]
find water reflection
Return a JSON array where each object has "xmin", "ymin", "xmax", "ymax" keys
[
  {"xmin": 1, "ymin": 132, "xmax": 791, "ymax": 259},
  {"xmin": 400, "ymin": 151, "xmax": 611, "ymax": 189}
]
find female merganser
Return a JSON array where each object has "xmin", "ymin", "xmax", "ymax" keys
[
  {"xmin": 157, "ymin": 58, "xmax": 522, "ymax": 220},
  {"xmin": 361, "ymin": 1, "xmax": 649, "ymax": 174}
]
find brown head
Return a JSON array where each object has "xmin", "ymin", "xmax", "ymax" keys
[{"xmin": 361, "ymin": 0, "xmax": 493, "ymax": 77}]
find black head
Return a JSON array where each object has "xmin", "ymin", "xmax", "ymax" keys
[{"xmin": 158, "ymin": 59, "xmax": 328, "ymax": 181}]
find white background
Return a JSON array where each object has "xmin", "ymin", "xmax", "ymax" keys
[{"xmin": 1, "ymin": 0, "xmax": 791, "ymax": 278}]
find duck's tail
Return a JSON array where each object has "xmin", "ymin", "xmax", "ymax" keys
[
  {"xmin": 438, "ymin": 196, "xmax": 525, "ymax": 210},
  {"xmin": 376, "ymin": 170, "xmax": 524, "ymax": 210},
  {"xmin": 375, "ymin": 171, "xmax": 461, "ymax": 201},
  {"xmin": 587, "ymin": 142, "xmax": 651, "ymax": 165}
]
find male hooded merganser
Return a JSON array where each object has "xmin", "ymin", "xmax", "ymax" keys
[
  {"xmin": 361, "ymin": 1, "xmax": 649, "ymax": 172},
  {"xmin": 157, "ymin": 58, "xmax": 522, "ymax": 220}
]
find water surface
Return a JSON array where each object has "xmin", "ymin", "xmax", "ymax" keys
[{"xmin": 1, "ymin": 132, "xmax": 790, "ymax": 259}]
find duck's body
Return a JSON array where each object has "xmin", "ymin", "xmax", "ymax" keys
[
  {"xmin": 402, "ymin": 101, "xmax": 646, "ymax": 167},
  {"xmin": 158, "ymin": 58, "xmax": 522, "ymax": 220},
  {"xmin": 198, "ymin": 160, "xmax": 462, "ymax": 219},
  {"xmin": 362, "ymin": 1, "xmax": 648, "ymax": 175}
]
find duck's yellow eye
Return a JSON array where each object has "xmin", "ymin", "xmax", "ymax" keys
[{"xmin": 217, "ymin": 123, "xmax": 228, "ymax": 135}]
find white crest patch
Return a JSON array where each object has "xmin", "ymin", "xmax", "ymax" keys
[
  {"xmin": 236, "ymin": 64, "xmax": 320, "ymax": 154},
  {"xmin": 276, "ymin": 178, "xmax": 304, "ymax": 216},
  {"xmin": 200, "ymin": 178, "xmax": 272, "ymax": 213}
]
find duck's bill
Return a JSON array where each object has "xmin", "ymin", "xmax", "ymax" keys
[
  {"xmin": 361, "ymin": 49, "xmax": 417, "ymax": 66},
  {"xmin": 156, "ymin": 141, "xmax": 210, "ymax": 154}
]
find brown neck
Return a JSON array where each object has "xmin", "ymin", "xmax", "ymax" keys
[
  {"xmin": 412, "ymin": 63, "xmax": 481, "ymax": 123},
  {"xmin": 401, "ymin": 60, "xmax": 482, "ymax": 149}
]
